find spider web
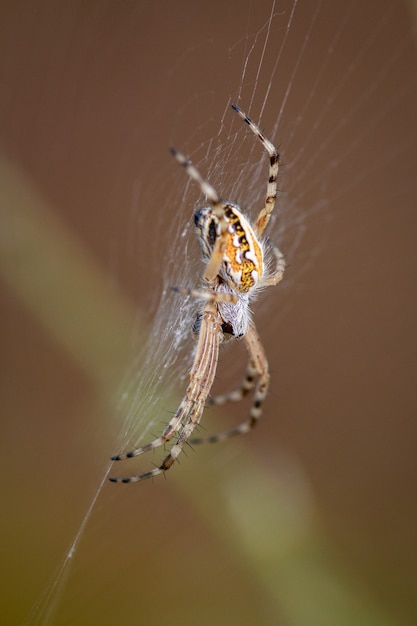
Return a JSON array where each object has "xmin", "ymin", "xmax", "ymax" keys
[{"xmin": 9, "ymin": 1, "xmax": 416, "ymax": 624}]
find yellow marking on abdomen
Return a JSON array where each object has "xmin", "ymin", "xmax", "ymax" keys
[{"xmin": 224, "ymin": 208, "xmax": 263, "ymax": 292}]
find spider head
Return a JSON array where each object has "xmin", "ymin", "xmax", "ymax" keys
[{"xmin": 194, "ymin": 203, "xmax": 264, "ymax": 293}]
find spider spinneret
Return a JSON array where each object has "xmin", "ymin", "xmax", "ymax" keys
[{"xmin": 109, "ymin": 103, "xmax": 285, "ymax": 484}]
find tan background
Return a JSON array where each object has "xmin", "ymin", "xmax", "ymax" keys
[{"xmin": 1, "ymin": 1, "xmax": 416, "ymax": 625}]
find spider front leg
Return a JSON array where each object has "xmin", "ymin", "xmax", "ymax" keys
[
  {"xmin": 172, "ymin": 285, "xmax": 238, "ymax": 304},
  {"xmin": 109, "ymin": 398, "xmax": 204, "ymax": 482},
  {"xmin": 109, "ymin": 302, "xmax": 221, "ymax": 483},
  {"xmin": 190, "ymin": 322, "xmax": 270, "ymax": 445},
  {"xmin": 207, "ymin": 360, "xmax": 258, "ymax": 407}
]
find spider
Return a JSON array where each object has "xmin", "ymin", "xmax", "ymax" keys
[{"xmin": 109, "ymin": 104, "xmax": 285, "ymax": 483}]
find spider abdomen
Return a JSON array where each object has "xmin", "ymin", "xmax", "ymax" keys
[{"xmin": 195, "ymin": 203, "xmax": 264, "ymax": 293}]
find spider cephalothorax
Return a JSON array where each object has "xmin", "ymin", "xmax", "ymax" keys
[{"xmin": 110, "ymin": 104, "xmax": 285, "ymax": 483}]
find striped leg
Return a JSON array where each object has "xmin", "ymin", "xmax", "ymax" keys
[
  {"xmin": 170, "ymin": 148, "xmax": 229, "ymax": 287},
  {"xmin": 109, "ymin": 303, "xmax": 221, "ymax": 483},
  {"xmin": 190, "ymin": 322, "xmax": 270, "ymax": 445},
  {"xmin": 208, "ymin": 361, "xmax": 258, "ymax": 406},
  {"xmin": 172, "ymin": 285, "xmax": 238, "ymax": 304},
  {"xmin": 262, "ymin": 243, "xmax": 286, "ymax": 287},
  {"xmin": 232, "ymin": 104, "xmax": 280, "ymax": 236}
]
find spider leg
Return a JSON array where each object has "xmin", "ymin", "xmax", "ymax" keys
[
  {"xmin": 170, "ymin": 148, "xmax": 229, "ymax": 286},
  {"xmin": 172, "ymin": 285, "xmax": 237, "ymax": 304},
  {"xmin": 207, "ymin": 360, "xmax": 258, "ymax": 406},
  {"xmin": 232, "ymin": 104, "xmax": 279, "ymax": 237},
  {"xmin": 109, "ymin": 302, "xmax": 221, "ymax": 483},
  {"xmin": 190, "ymin": 322, "xmax": 270, "ymax": 445},
  {"xmin": 110, "ymin": 406, "xmax": 187, "ymax": 462},
  {"xmin": 261, "ymin": 243, "xmax": 286, "ymax": 287}
]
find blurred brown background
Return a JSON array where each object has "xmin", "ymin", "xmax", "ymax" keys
[{"xmin": 1, "ymin": 1, "xmax": 416, "ymax": 625}]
